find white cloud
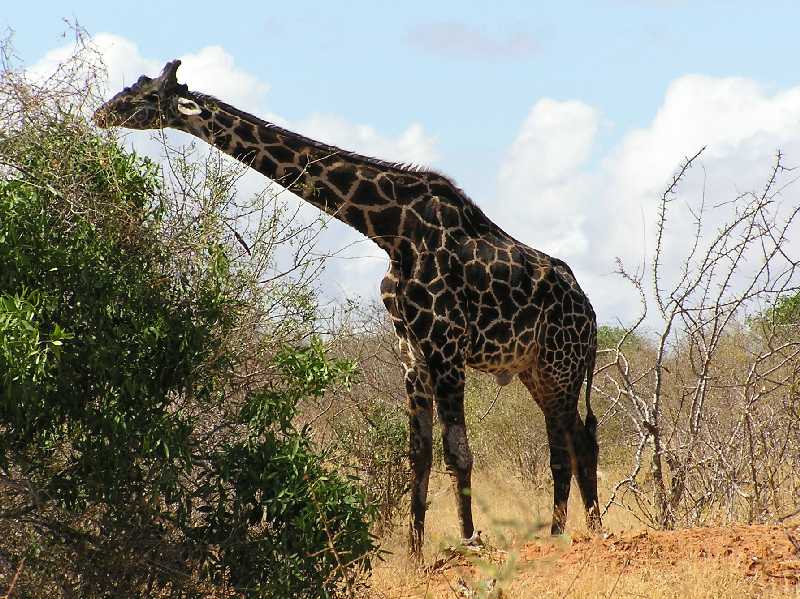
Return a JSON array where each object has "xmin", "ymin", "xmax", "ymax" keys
[
  {"xmin": 494, "ymin": 75, "xmax": 800, "ymax": 325},
  {"xmin": 609, "ymin": 76, "xmax": 800, "ymax": 199},
  {"xmin": 602, "ymin": 76, "xmax": 800, "ymax": 297},
  {"xmin": 28, "ymin": 33, "xmax": 159, "ymax": 88},
  {"xmin": 502, "ymin": 99, "xmax": 599, "ymax": 185},
  {"xmin": 495, "ymin": 99, "xmax": 600, "ymax": 257}
]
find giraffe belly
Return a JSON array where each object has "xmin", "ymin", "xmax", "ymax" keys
[{"xmin": 467, "ymin": 349, "xmax": 538, "ymax": 386}]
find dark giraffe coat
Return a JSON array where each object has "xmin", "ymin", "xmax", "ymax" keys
[{"xmin": 94, "ymin": 60, "xmax": 601, "ymax": 558}]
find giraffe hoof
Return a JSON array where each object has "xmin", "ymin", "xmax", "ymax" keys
[{"xmin": 461, "ymin": 530, "xmax": 484, "ymax": 549}]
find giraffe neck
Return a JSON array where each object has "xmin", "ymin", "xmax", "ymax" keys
[{"xmin": 172, "ymin": 92, "xmax": 420, "ymax": 256}]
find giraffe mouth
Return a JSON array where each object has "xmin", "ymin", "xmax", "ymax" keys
[{"xmin": 92, "ymin": 103, "xmax": 148, "ymax": 129}]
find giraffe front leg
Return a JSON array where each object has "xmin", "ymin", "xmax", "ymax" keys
[
  {"xmin": 402, "ymin": 348, "xmax": 434, "ymax": 560},
  {"xmin": 408, "ymin": 403, "xmax": 433, "ymax": 558}
]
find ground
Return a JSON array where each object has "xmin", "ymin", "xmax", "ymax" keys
[{"xmin": 370, "ymin": 471, "xmax": 800, "ymax": 598}]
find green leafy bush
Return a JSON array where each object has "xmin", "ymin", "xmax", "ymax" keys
[
  {"xmin": 328, "ymin": 397, "xmax": 409, "ymax": 533},
  {"xmin": 199, "ymin": 341, "xmax": 372, "ymax": 597},
  {"xmin": 0, "ymin": 60, "xmax": 374, "ymax": 598}
]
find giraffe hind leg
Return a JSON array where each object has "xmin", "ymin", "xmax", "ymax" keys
[
  {"xmin": 543, "ymin": 413, "xmax": 573, "ymax": 535},
  {"xmin": 520, "ymin": 372, "xmax": 571, "ymax": 534},
  {"xmin": 522, "ymin": 372, "xmax": 598, "ymax": 535},
  {"xmin": 550, "ymin": 408, "xmax": 602, "ymax": 535},
  {"xmin": 572, "ymin": 411, "xmax": 602, "ymax": 532}
]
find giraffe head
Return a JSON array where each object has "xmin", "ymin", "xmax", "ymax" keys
[{"xmin": 93, "ymin": 60, "xmax": 200, "ymax": 129}]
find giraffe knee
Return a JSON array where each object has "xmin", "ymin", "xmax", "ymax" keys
[{"xmin": 443, "ymin": 424, "xmax": 473, "ymax": 472}]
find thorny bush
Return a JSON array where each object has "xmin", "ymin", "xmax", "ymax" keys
[{"xmin": 598, "ymin": 148, "xmax": 800, "ymax": 529}]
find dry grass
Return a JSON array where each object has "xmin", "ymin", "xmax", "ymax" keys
[
  {"xmin": 369, "ymin": 468, "xmax": 636, "ymax": 596},
  {"xmin": 368, "ymin": 469, "xmax": 800, "ymax": 598},
  {"xmin": 496, "ymin": 560, "xmax": 800, "ymax": 599}
]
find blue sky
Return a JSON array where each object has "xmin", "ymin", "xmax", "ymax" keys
[
  {"xmin": 4, "ymin": 1, "xmax": 800, "ymax": 322},
  {"xmin": 7, "ymin": 1, "xmax": 800, "ymax": 196}
]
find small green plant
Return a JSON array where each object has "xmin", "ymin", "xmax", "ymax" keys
[
  {"xmin": 596, "ymin": 324, "xmax": 647, "ymax": 352},
  {"xmin": 328, "ymin": 398, "xmax": 409, "ymax": 532},
  {"xmin": 198, "ymin": 341, "xmax": 374, "ymax": 597}
]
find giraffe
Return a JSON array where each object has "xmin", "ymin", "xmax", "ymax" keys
[{"xmin": 94, "ymin": 60, "xmax": 601, "ymax": 558}]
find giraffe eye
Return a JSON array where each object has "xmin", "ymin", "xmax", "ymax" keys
[{"xmin": 177, "ymin": 97, "xmax": 202, "ymax": 116}]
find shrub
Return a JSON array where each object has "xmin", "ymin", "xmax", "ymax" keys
[
  {"xmin": 598, "ymin": 149, "xmax": 800, "ymax": 529},
  {"xmin": 0, "ymin": 43, "xmax": 375, "ymax": 598},
  {"xmin": 320, "ymin": 310, "xmax": 410, "ymax": 534}
]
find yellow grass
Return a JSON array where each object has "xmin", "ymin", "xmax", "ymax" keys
[
  {"xmin": 497, "ymin": 560, "xmax": 800, "ymax": 599},
  {"xmin": 368, "ymin": 469, "xmax": 800, "ymax": 598}
]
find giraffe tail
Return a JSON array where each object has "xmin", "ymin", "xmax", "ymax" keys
[{"xmin": 584, "ymin": 349, "xmax": 598, "ymax": 443}]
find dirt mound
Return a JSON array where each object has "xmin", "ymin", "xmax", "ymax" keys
[
  {"xmin": 408, "ymin": 524, "xmax": 800, "ymax": 598},
  {"xmin": 542, "ymin": 524, "xmax": 800, "ymax": 582}
]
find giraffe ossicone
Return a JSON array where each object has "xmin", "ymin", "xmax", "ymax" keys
[{"xmin": 94, "ymin": 59, "xmax": 602, "ymax": 559}]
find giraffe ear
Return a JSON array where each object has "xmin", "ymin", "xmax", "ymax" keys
[{"xmin": 177, "ymin": 97, "xmax": 202, "ymax": 116}]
